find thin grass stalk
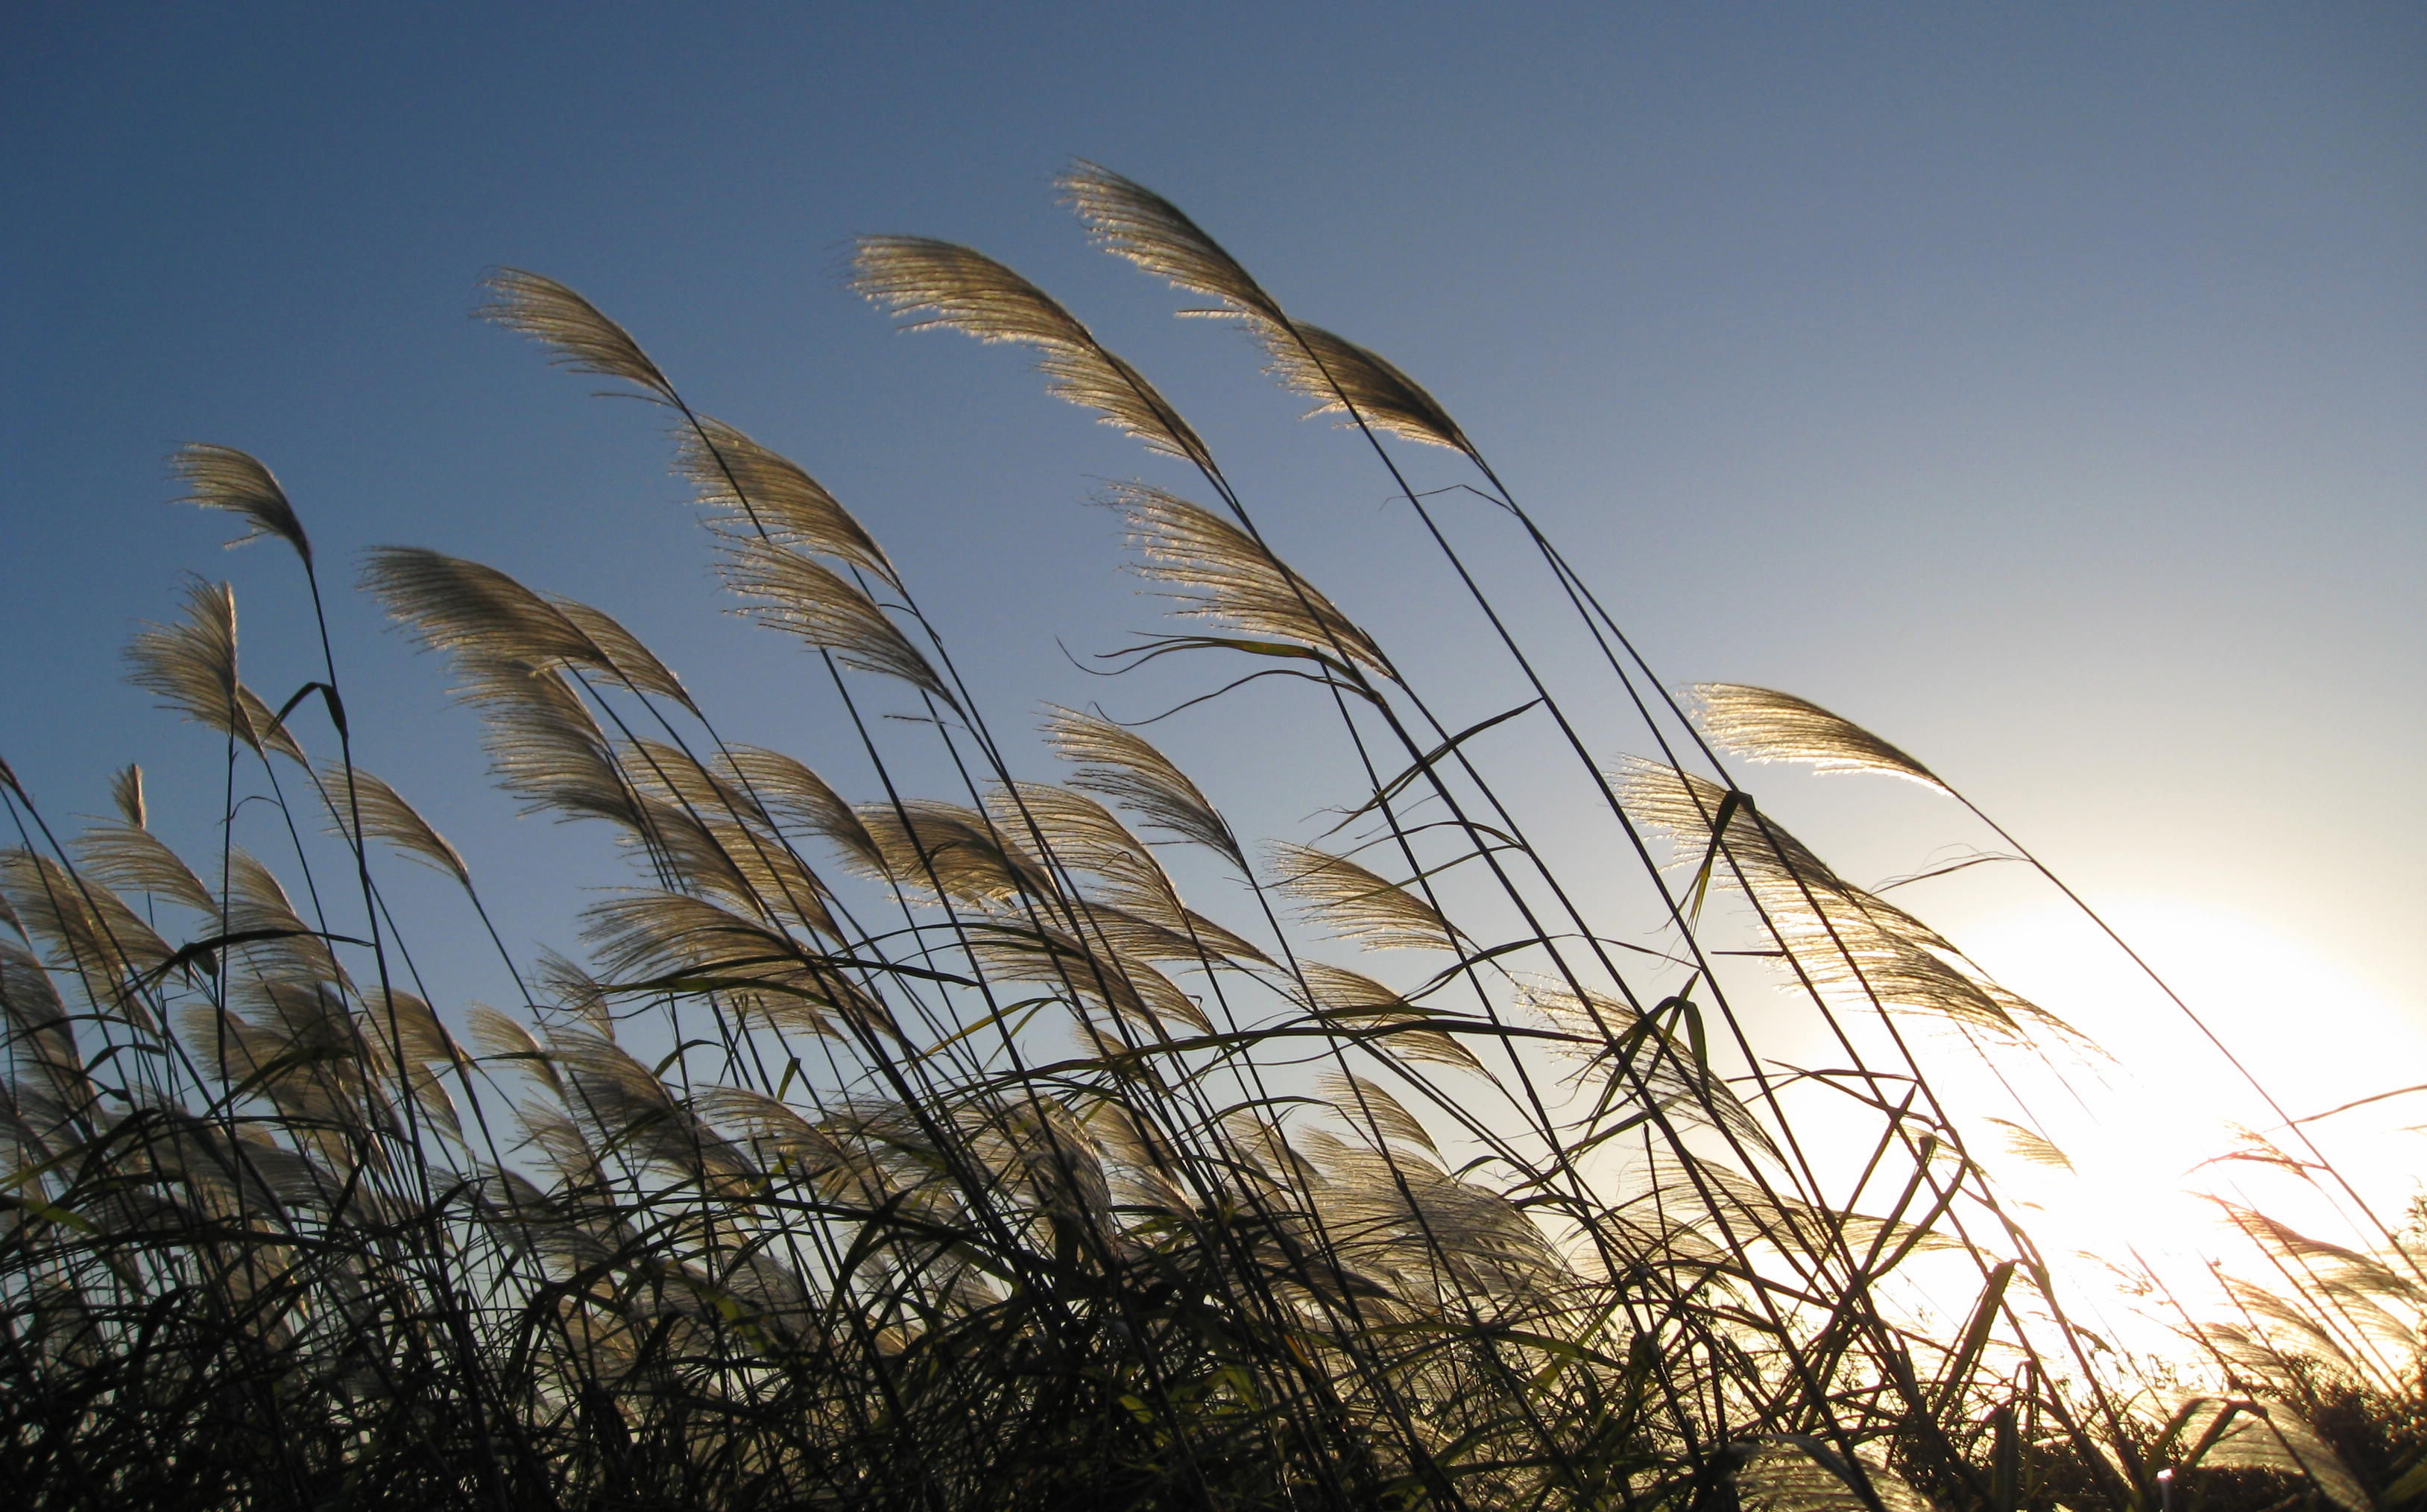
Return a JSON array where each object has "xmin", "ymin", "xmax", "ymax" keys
[
  {"xmin": 1061, "ymin": 164, "xmax": 2159, "ymax": 1494},
  {"xmin": 637, "ymin": 363, "xmax": 1446, "ymax": 1490},
  {"xmin": 597, "ymin": 353, "xmax": 1297, "ymax": 1498}
]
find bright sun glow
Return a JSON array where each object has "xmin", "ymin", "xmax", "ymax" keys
[{"xmin": 1941, "ymin": 896, "xmax": 2427, "ymax": 1361}]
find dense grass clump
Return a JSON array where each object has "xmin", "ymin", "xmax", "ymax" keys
[{"xmin": 4, "ymin": 164, "xmax": 2422, "ymax": 1511}]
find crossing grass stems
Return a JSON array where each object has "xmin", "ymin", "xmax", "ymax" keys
[{"xmin": 3, "ymin": 164, "xmax": 2423, "ymax": 1511}]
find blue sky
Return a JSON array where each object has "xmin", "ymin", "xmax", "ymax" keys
[{"xmin": 5, "ymin": 3, "xmax": 2423, "ymax": 1112}]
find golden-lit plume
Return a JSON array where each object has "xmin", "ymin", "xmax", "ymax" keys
[
  {"xmin": 549, "ymin": 598, "xmax": 692, "ymax": 710},
  {"xmin": 1105, "ymin": 481, "xmax": 1389, "ymax": 674},
  {"xmin": 362, "ymin": 985, "xmax": 466, "ymax": 1136},
  {"xmin": 72, "ymin": 822, "xmax": 215, "ymax": 915},
  {"xmin": 851, "ymin": 235, "xmax": 1212, "ymax": 469},
  {"xmin": 848, "ymin": 799, "xmax": 1053, "ymax": 907},
  {"xmin": 1987, "ymin": 1116, "xmax": 2074, "ymax": 1172},
  {"xmin": 465, "ymin": 1005, "xmax": 562, "ymax": 1097},
  {"xmin": 317, "ymin": 764, "xmax": 469, "ymax": 886},
  {"xmin": 987, "ymin": 782, "xmax": 1171, "ymax": 911},
  {"xmin": 109, "ymin": 764, "xmax": 144, "ymax": 829},
  {"xmin": 965, "ymin": 921, "xmax": 1211, "ymax": 1036},
  {"xmin": 1058, "ymin": 159, "xmax": 1289, "ymax": 326},
  {"xmin": 580, "ymin": 890, "xmax": 885, "ymax": 1041},
  {"xmin": 123, "ymin": 578, "xmax": 304, "ymax": 761},
  {"xmin": 1318, "ymin": 1069, "xmax": 1438, "ymax": 1154},
  {"xmin": 545, "ymin": 1026, "xmax": 761, "ymax": 1194},
  {"xmin": 716, "ymin": 746, "xmax": 884, "ymax": 876},
  {"xmin": 447, "ymin": 653, "xmax": 637, "ymax": 828},
  {"xmin": 1267, "ymin": 841, "xmax": 1458, "ymax": 952},
  {"xmin": 1524, "ymin": 984, "xmax": 1779, "ymax": 1162},
  {"xmin": 1257, "ymin": 323, "xmax": 1476, "ymax": 456},
  {"xmin": 0, "ymin": 850, "xmax": 174, "ymax": 1014},
  {"xmin": 178, "ymin": 984, "xmax": 385, "ymax": 1154},
  {"xmin": 1061, "ymin": 160, "xmax": 1475, "ymax": 456},
  {"xmin": 675, "ymin": 417, "xmax": 897, "ymax": 589},
  {"xmin": 1295, "ymin": 961, "xmax": 1483, "ymax": 1073},
  {"xmin": 1736, "ymin": 1443, "xmax": 1934, "ymax": 1512},
  {"xmin": 2171, "ymin": 1400, "xmax": 2372, "ymax": 1512},
  {"xmin": 710, "ymin": 533, "xmax": 953, "ymax": 706},
  {"xmin": 1043, "ymin": 705, "xmax": 1243, "ymax": 869},
  {"xmin": 1689, "ymin": 682, "xmax": 1945, "ymax": 791},
  {"xmin": 361, "ymin": 546, "xmax": 692, "ymax": 709},
  {"xmin": 1295, "ymin": 1125, "xmax": 1562, "ymax": 1302},
  {"xmin": 220, "ymin": 848, "xmax": 346, "ymax": 987},
  {"xmin": 364, "ymin": 546, "xmax": 598, "ymax": 665},
  {"xmin": 1612, "ymin": 758, "xmax": 2085, "ymax": 1046},
  {"xmin": 611, "ymin": 747, "xmax": 841, "ymax": 940},
  {"xmin": 1, "ymin": 939, "xmax": 91, "ymax": 1120},
  {"xmin": 173, "ymin": 443, "xmax": 312, "ymax": 564},
  {"xmin": 475, "ymin": 268, "xmax": 678, "ymax": 405},
  {"xmin": 984, "ymin": 781, "xmax": 1270, "ymax": 964}
]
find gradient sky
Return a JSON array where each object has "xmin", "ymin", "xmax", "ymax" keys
[{"xmin": 5, "ymin": 3, "xmax": 2423, "ymax": 1126}]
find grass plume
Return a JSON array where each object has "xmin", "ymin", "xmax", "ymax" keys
[{"xmin": 3, "ymin": 165, "xmax": 2421, "ymax": 1512}]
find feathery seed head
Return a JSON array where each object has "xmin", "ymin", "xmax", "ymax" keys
[{"xmin": 173, "ymin": 443, "xmax": 312, "ymax": 564}]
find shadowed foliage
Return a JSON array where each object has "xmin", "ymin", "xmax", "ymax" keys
[{"xmin": 4, "ymin": 165, "xmax": 2420, "ymax": 1512}]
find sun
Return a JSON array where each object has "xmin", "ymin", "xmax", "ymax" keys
[{"xmin": 1928, "ymin": 896, "xmax": 2427, "ymax": 1358}]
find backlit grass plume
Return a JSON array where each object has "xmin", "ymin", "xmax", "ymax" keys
[{"xmin": 4, "ymin": 162, "xmax": 2420, "ymax": 1512}]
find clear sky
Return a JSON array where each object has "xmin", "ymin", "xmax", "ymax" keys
[{"xmin": 5, "ymin": 4, "xmax": 2423, "ymax": 1137}]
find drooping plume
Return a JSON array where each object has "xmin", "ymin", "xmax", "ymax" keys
[
  {"xmin": 1735, "ymin": 1441, "xmax": 1934, "ymax": 1512},
  {"xmin": 1295, "ymin": 962, "xmax": 1484, "ymax": 1074},
  {"xmin": 2171, "ymin": 1400, "xmax": 2371, "ymax": 1512},
  {"xmin": 716, "ymin": 746, "xmax": 884, "ymax": 877},
  {"xmin": 1058, "ymin": 159, "xmax": 1288, "ymax": 327},
  {"xmin": 73, "ymin": 821, "xmax": 215, "ymax": 916},
  {"xmin": 318, "ymin": 764, "xmax": 470, "ymax": 886},
  {"xmin": 447, "ymin": 653, "xmax": 638, "ymax": 829},
  {"xmin": 852, "ymin": 236, "xmax": 1212, "ymax": 470},
  {"xmin": 1259, "ymin": 322, "xmax": 1474, "ymax": 456},
  {"xmin": 985, "ymin": 781, "xmax": 1268, "ymax": 965},
  {"xmin": 173, "ymin": 443, "xmax": 312, "ymax": 564},
  {"xmin": 1105, "ymin": 482, "xmax": 1389, "ymax": 675},
  {"xmin": 1612, "ymin": 757, "xmax": 2086, "ymax": 1048},
  {"xmin": 1689, "ymin": 683, "xmax": 1945, "ymax": 791},
  {"xmin": 1061, "ymin": 161, "xmax": 1475, "ymax": 457},
  {"xmin": 1318, "ymin": 1069, "xmax": 1437, "ymax": 1154},
  {"xmin": 1044, "ymin": 706, "xmax": 1243, "ymax": 870},
  {"xmin": 847, "ymin": 799, "xmax": 1053, "ymax": 908},
  {"xmin": 1268, "ymin": 842, "xmax": 1459, "ymax": 953},
  {"xmin": 711, "ymin": 534, "xmax": 952, "ymax": 706},
  {"xmin": 361, "ymin": 546, "xmax": 692, "ymax": 709},
  {"xmin": 675, "ymin": 417, "xmax": 898, "ymax": 589},
  {"xmin": 475, "ymin": 268, "xmax": 678, "ymax": 405}
]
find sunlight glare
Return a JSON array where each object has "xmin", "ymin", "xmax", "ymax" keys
[{"xmin": 1946, "ymin": 896, "xmax": 2427, "ymax": 1360}]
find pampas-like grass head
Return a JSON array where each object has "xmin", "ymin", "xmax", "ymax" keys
[
  {"xmin": 852, "ymin": 235, "xmax": 1211, "ymax": 469},
  {"xmin": 173, "ymin": 443, "xmax": 312, "ymax": 564},
  {"xmin": 1104, "ymin": 481, "xmax": 1390, "ymax": 675},
  {"xmin": 122, "ymin": 577, "xmax": 303, "ymax": 761},
  {"xmin": 476, "ymin": 267, "xmax": 677, "ymax": 404},
  {"xmin": 1062, "ymin": 161, "xmax": 1475, "ymax": 456},
  {"xmin": 1689, "ymin": 682, "xmax": 1944, "ymax": 790},
  {"xmin": 16, "ymin": 161, "xmax": 2409, "ymax": 1512}
]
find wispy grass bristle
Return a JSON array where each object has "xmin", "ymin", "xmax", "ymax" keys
[
  {"xmin": 7, "ymin": 165, "xmax": 2417, "ymax": 1512},
  {"xmin": 173, "ymin": 442, "xmax": 312, "ymax": 563}
]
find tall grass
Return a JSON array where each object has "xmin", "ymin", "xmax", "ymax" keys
[{"xmin": 4, "ymin": 164, "xmax": 2421, "ymax": 1511}]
